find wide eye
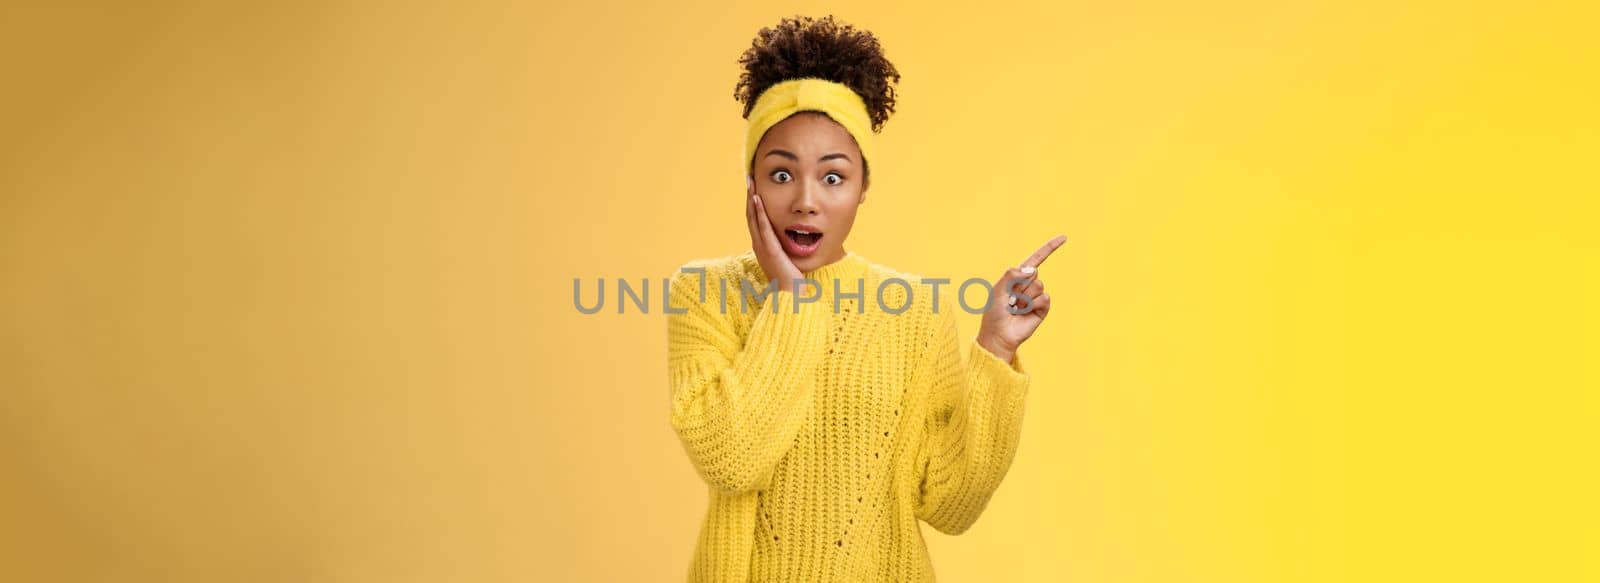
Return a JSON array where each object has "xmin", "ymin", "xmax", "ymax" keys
[
  {"xmin": 771, "ymin": 170, "xmax": 793, "ymax": 184},
  {"xmin": 823, "ymin": 172, "xmax": 844, "ymax": 186}
]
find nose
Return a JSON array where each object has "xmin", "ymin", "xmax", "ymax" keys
[{"xmin": 791, "ymin": 181, "xmax": 820, "ymax": 215}]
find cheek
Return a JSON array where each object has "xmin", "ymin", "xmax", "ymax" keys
[
  {"xmin": 754, "ymin": 183, "xmax": 792, "ymax": 211},
  {"xmin": 826, "ymin": 196, "xmax": 863, "ymax": 234}
]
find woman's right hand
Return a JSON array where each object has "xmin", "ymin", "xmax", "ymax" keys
[{"xmin": 745, "ymin": 176, "xmax": 804, "ymax": 293}]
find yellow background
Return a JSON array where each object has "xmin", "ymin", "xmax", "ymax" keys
[{"xmin": 3, "ymin": 1, "xmax": 1596, "ymax": 581}]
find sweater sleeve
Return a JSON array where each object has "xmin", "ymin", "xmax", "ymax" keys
[
  {"xmin": 666, "ymin": 265, "xmax": 832, "ymax": 493},
  {"xmin": 913, "ymin": 304, "xmax": 1032, "ymax": 535}
]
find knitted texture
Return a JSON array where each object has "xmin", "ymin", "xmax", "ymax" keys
[{"xmin": 667, "ymin": 250, "xmax": 1031, "ymax": 582}]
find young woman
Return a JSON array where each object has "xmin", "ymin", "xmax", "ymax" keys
[{"xmin": 666, "ymin": 16, "xmax": 1064, "ymax": 582}]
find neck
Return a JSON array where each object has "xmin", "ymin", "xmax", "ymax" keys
[
  {"xmin": 741, "ymin": 248, "xmax": 870, "ymax": 292},
  {"xmin": 801, "ymin": 249, "xmax": 868, "ymax": 283}
]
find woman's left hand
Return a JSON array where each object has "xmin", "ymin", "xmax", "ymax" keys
[{"xmin": 976, "ymin": 235, "xmax": 1067, "ymax": 364}]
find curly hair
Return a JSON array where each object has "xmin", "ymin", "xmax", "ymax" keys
[{"xmin": 734, "ymin": 15, "xmax": 901, "ymax": 133}]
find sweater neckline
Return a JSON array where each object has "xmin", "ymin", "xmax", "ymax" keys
[{"xmin": 742, "ymin": 249, "xmax": 871, "ymax": 286}]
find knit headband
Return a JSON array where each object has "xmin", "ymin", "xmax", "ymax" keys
[{"xmin": 743, "ymin": 77, "xmax": 875, "ymax": 173}]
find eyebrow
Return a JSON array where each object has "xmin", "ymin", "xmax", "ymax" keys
[{"xmin": 762, "ymin": 149, "xmax": 852, "ymax": 164}]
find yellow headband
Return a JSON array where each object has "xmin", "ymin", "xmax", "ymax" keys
[{"xmin": 744, "ymin": 77, "xmax": 875, "ymax": 173}]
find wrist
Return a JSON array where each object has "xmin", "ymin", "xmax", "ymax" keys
[{"xmin": 976, "ymin": 333, "xmax": 1017, "ymax": 364}]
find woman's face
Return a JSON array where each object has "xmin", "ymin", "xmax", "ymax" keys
[{"xmin": 750, "ymin": 112, "xmax": 868, "ymax": 273}]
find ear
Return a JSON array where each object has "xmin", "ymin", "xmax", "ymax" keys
[{"xmin": 860, "ymin": 176, "xmax": 870, "ymax": 204}]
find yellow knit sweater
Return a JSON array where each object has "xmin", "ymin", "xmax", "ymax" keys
[{"xmin": 666, "ymin": 250, "xmax": 1031, "ymax": 582}]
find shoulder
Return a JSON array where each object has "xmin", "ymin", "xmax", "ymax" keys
[
  {"xmin": 862, "ymin": 261, "xmax": 963, "ymax": 314},
  {"xmin": 857, "ymin": 260, "xmax": 963, "ymax": 338},
  {"xmin": 853, "ymin": 261, "xmax": 968, "ymax": 375},
  {"xmin": 666, "ymin": 251, "xmax": 763, "ymax": 318},
  {"xmin": 669, "ymin": 250, "xmax": 761, "ymax": 293},
  {"xmin": 672, "ymin": 250, "xmax": 757, "ymax": 281}
]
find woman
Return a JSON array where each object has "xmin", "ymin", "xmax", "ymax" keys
[{"xmin": 666, "ymin": 15, "xmax": 1064, "ymax": 582}]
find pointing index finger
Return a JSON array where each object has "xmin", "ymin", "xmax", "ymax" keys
[{"xmin": 1020, "ymin": 235, "xmax": 1068, "ymax": 269}]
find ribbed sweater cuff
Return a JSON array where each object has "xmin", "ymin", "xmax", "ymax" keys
[{"xmin": 968, "ymin": 339, "xmax": 1031, "ymax": 409}]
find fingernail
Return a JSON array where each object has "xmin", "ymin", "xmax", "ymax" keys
[{"xmin": 1021, "ymin": 266, "xmax": 1037, "ymax": 275}]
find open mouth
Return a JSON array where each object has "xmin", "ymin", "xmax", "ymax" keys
[{"xmin": 780, "ymin": 225, "xmax": 824, "ymax": 257}]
